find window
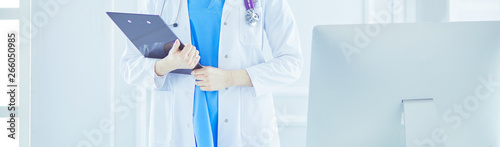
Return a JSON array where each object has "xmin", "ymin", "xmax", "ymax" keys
[
  {"xmin": 450, "ymin": 0, "xmax": 500, "ymax": 21},
  {"xmin": 0, "ymin": 0, "xmax": 19, "ymax": 8}
]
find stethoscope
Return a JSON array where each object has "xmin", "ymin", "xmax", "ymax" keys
[
  {"xmin": 244, "ymin": 0, "xmax": 260, "ymax": 26},
  {"xmin": 160, "ymin": 0, "xmax": 260, "ymax": 27}
]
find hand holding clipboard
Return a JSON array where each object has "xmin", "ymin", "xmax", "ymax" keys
[{"xmin": 107, "ymin": 12, "xmax": 202, "ymax": 74}]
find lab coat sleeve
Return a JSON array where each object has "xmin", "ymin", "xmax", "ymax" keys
[
  {"xmin": 245, "ymin": 0, "xmax": 304, "ymax": 97},
  {"xmin": 120, "ymin": 41, "xmax": 169, "ymax": 89},
  {"xmin": 119, "ymin": 0, "xmax": 170, "ymax": 89}
]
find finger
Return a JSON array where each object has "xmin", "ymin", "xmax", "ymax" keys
[
  {"xmin": 189, "ymin": 50, "xmax": 199, "ymax": 67},
  {"xmin": 180, "ymin": 47, "xmax": 193, "ymax": 64},
  {"xmin": 196, "ymin": 81, "xmax": 208, "ymax": 87},
  {"xmin": 200, "ymin": 86, "xmax": 212, "ymax": 91},
  {"xmin": 187, "ymin": 47, "xmax": 197, "ymax": 59},
  {"xmin": 181, "ymin": 44, "xmax": 193, "ymax": 57},
  {"xmin": 171, "ymin": 39, "xmax": 181, "ymax": 52},
  {"xmin": 165, "ymin": 40, "xmax": 181, "ymax": 58},
  {"xmin": 186, "ymin": 47, "xmax": 197, "ymax": 64},
  {"xmin": 192, "ymin": 67, "xmax": 207, "ymax": 75},
  {"xmin": 190, "ymin": 55, "xmax": 200, "ymax": 68},
  {"xmin": 194, "ymin": 75, "xmax": 207, "ymax": 81}
]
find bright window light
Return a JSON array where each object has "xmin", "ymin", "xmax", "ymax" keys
[
  {"xmin": 0, "ymin": 0, "xmax": 19, "ymax": 8},
  {"xmin": 450, "ymin": 0, "xmax": 500, "ymax": 21}
]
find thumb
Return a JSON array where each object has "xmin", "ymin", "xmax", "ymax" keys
[{"xmin": 170, "ymin": 39, "xmax": 181, "ymax": 53}]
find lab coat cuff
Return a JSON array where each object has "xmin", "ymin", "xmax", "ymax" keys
[
  {"xmin": 152, "ymin": 59, "xmax": 167, "ymax": 88},
  {"xmin": 245, "ymin": 67, "xmax": 266, "ymax": 97}
]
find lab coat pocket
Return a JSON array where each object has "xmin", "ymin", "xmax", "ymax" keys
[
  {"xmin": 239, "ymin": 7, "xmax": 264, "ymax": 47},
  {"xmin": 149, "ymin": 90, "xmax": 174, "ymax": 145},
  {"xmin": 240, "ymin": 89, "xmax": 278, "ymax": 147}
]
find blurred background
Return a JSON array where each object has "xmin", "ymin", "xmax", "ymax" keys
[{"xmin": 0, "ymin": 0, "xmax": 499, "ymax": 146}]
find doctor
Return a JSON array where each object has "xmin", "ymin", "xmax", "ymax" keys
[{"xmin": 120, "ymin": 0, "xmax": 302, "ymax": 146}]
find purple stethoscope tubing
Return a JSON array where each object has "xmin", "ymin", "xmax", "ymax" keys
[
  {"xmin": 244, "ymin": 0, "xmax": 255, "ymax": 10},
  {"xmin": 244, "ymin": 0, "xmax": 260, "ymax": 26}
]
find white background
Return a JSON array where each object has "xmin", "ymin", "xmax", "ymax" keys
[{"xmin": 0, "ymin": 0, "xmax": 19, "ymax": 8}]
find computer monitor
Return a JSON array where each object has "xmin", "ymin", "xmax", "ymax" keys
[{"xmin": 307, "ymin": 21, "xmax": 500, "ymax": 147}]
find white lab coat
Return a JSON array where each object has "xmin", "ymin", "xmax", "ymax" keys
[{"xmin": 120, "ymin": 0, "xmax": 303, "ymax": 146}]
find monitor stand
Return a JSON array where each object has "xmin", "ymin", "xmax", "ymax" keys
[{"xmin": 402, "ymin": 98, "xmax": 446, "ymax": 147}]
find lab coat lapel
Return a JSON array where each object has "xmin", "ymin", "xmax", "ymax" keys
[
  {"xmin": 222, "ymin": 0, "xmax": 239, "ymax": 21},
  {"xmin": 163, "ymin": 0, "xmax": 181, "ymax": 25},
  {"xmin": 163, "ymin": 0, "xmax": 192, "ymax": 44}
]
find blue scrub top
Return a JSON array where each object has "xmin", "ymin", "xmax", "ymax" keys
[{"xmin": 188, "ymin": 0, "xmax": 224, "ymax": 147}]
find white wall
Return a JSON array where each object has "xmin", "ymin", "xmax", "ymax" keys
[
  {"xmin": 450, "ymin": 0, "xmax": 500, "ymax": 21},
  {"xmin": 110, "ymin": 1, "xmax": 151, "ymax": 147},
  {"xmin": 30, "ymin": 0, "xmax": 117, "ymax": 146},
  {"xmin": 284, "ymin": 0, "xmax": 365, "ymax": 89}
]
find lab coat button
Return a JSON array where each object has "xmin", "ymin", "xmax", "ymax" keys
[
  {"xmin": 225, "ymin": 119, "xmax": 228, "ymax": 123},
  {"xmin": 173, "ymin": 23, "xmax": 178, "ymax": 27},
  {"xmin": 225, "ymin": 88, "xmax": 228, "ymax": 90},
  {"xmin": 224, "ymin": 22, "xmax": 227, "ymax": 26},
  {"xmin": 225, "ymin": 55, "xmax": 228, "ymax": 58}
]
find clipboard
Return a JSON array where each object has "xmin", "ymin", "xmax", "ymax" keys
[{"xmin": 107, "ymin": 12, "xmax": 202, "ymax": 74}]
